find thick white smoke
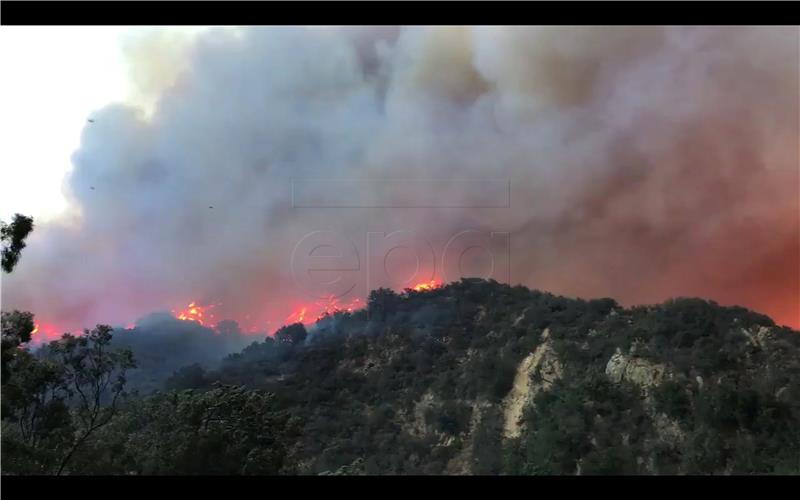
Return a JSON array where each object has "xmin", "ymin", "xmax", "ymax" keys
[{"xmin": 2, "ymin": 26, "xmax": 798, "ymax": 333}]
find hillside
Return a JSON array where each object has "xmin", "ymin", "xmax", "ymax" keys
[{"xmin": 3, "ymin": 279, "xmax": 799, "ymax": 475}]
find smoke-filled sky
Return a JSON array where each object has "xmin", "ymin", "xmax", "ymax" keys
[{"xmin": 1, "ymin": 26, "xmax": 798, "ymax": 333}]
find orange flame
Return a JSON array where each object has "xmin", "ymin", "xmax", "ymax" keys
[
  {"xmin": 30, "ymin": 321, "xmax": 61, "ymax": 342},
  {"xmin": 172, "ymin": 301, "xmax": 217, "ymax": 326},
  {"xmin": 284, "ymin": 296, "xmax": 364, "ymax": 326},
  {"xmin": 28, "ymin": 282, "xmax": 448, "ymax": 344},
  {"xmin": 411, "ymin": 279, "xmax": 440, "ymax": 292},
  {"xmin": 315, "ymin": 295, "xmax": 362, "ymax": 320},
  {"xmin": 286, "ymin": 306, "xmax": 307, "ymax": 324}
]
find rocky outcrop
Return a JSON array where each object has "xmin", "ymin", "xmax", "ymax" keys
[
  {"xmin": 605, "ymin": 349, "xmax": 669, "ymax": 393},
  {"xmin": 741, "ymin": 325, "xmax": 775, "ymax": 348},
  {"xmin": 408, "ymin": 390, "xmax": 437, "ymax": 438},
  {"xmin": 446, "ymin": 399, "xmax": 494, "ymax": 474},
  {"xmin": 502, "ymin": 328, "xmax": 562, "ymax": 439},
  {"xmin": 652, "ymin": 412, "xmax": 685, "ymax": 443},
  {"xmin": 605, "ymin": 349, "xmax": 686, "ymax": 450},
  {"xmin": 512, "ymin": 308, "xmax": 530, "ymax": 327}
]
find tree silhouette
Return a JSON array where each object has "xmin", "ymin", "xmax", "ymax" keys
[{"xmin": 1, "ymin": 213, "xmax": 34, "ymax": 273}]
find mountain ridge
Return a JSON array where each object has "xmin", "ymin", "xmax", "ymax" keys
[
  {"xmin": 161, "ymin": 279, "xmax": 800, "ymax": 474},
  {"xmin": 4, "ymin": 278, "xmax": 798, "ymax": 475}
]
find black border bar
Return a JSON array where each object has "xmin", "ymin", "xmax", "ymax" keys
[{"xmin": 1, "ymin": 1, "xmax": 799, "ymax": 26}]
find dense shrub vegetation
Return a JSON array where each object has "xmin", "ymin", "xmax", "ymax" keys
[{"xmin": 2, "ymin": 279, "xmax": 799, "ymax": 474}]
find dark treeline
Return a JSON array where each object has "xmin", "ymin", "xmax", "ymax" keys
[
  {"xmin": 108, "ymin": 313, "xmax": 255, "ymax": 394},
  {"xmin": 2, "ymin": 279, "xmax": 800, "ymax": 475}
]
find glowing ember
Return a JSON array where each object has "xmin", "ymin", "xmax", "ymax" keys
[
  {"xmin": 286, "ymin": 306, "xmax": 307, "ymax": 324},
  {"xmin": 30, "ymin": 321, "xmax": 61, "ymax": 342},
  {"xmin": 284, "ymin": 296, "xmax": 364, "ymax": 326},
  {"xmin": 315, "ymin": 295, "xmax": 362, "ymax": 320},
  {"xmin": 172, "ymin": 301, "xmax": 216, "ymax": 326},
  {"xmin": 411, "ymin": 279, "xmax": 440, "ymax": 292},
  {"xmin": 27, "ymin": 283, "xmax": 447, "ymax": 344}
]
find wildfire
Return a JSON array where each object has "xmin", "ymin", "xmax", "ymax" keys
[
  {"xmin": 26, "ymin": 279, "xmax": 449, "ymax": 344},
  {"xmin": 284, "ymin": 282, "xmax": 439, "ymax": 327},
  {"xmin": 30, "ymin": 321, "xmax": 61, "ymax": 342},
  {"xmin": 148, "ymin": 280, "xmax": 446, "ymax": 337},
  {"xmin": 172, "ymin": 301, "xmax": 216, "ymax": 326},
  {"xmin": 411, "ymin": 279, "xmax": 440, "ymax": 292},
  {"xmin": 286, "ymin": 306, "xmax": 307, "ymax": 324},
  {"xmin": 316, "ymin": 295, "xmax": 362, "ymax": 319},
  {"xmin": 285, "ymin": 296, "xmax": 364, "ymax": 325}
]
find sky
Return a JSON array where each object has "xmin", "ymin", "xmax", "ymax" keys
[
  {"xmin": 0, "ymin": 26, "xmax": 208, "ymax": 222},
  {"xmin": 0, "ymin": 26, "xmax": 797, "ymax": 333}
]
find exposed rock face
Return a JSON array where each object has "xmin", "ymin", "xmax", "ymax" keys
[
  {"xmin": 605, "ymin": 349, "xmax": 686, "ymax": 454},
  {"xmin": 502, "ymin": 328, "xmax": 562, "ymax": 439},
  {"xmin": 742, "ymin": 325, "xmax": 776, "ymax": 348},
  {"xmin": 409, "ymin": 391, "xmax": 437, "ymax": 438},
  {"xmin": 512, "ymin": 308, "xmax": 530, "ymax": 327},
  {"xmin": 605, "ymin": 349, "xmax": 669, "ymax": 393},
  {"xmin": 185, "ymin": 280, "xmax": 799, "ymax": 475},
  {"xmin": 446, "ymin": 399, "xmax": 493, "ymax": 474},
  {"xmin": 652, "ymin": 413, "xmax": 685, "ymax": 444}
]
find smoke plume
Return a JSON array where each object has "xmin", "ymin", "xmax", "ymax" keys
[{"xmin": 2, "ymin": 26, "xmax": 798, "ymax": 332}]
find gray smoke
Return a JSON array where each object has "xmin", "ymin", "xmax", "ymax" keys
[{"xmin": 2, "ymin": 26, "xmax": 798, "ymax": 333}]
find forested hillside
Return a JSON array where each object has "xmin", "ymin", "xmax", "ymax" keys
[{"xmin": 3, "ymin": 279, "xmax": 799, "ymax": 475}]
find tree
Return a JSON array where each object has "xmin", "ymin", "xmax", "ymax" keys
[
  {"xmin": 275, "ymin": 323, "xmax": 307, "ymax": 345},
  {"xmin": 165, "ymin": 363, "xmax": 209, "ymax": 391},
  {"xmin": 367, "ymin": 287, "xmax": 399, "ymax": 321},
  {"xmin": 44, "ymin": 325, "xmax": 136, "ymax": 474},
  {"xmin": 99, "ymin": 384, "xmax": 291, "ymax": 474},
  {"xmin": 1, "ymin": 310, "xmax": 36, "ymax": 383},
  {"xmin": 1, "ymin": 213, "xmax": 34, "ymax": 273},
  {"xmin": 1, "ymin": 347, "xmax": 73, "ymax": 473}
]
